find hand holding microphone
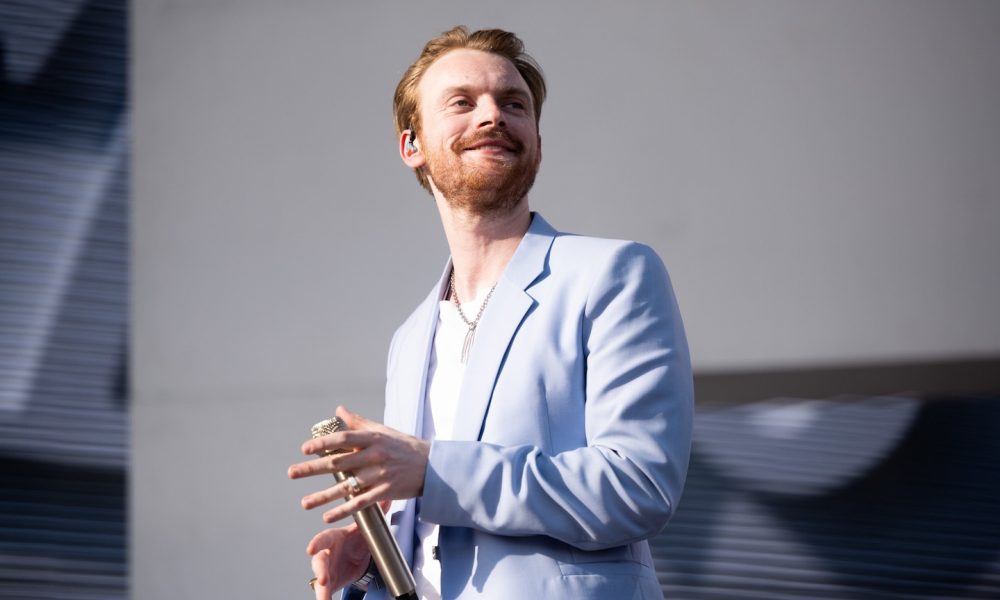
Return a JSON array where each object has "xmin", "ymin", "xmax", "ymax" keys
[
  {"xmin": 309, "ymin": 416, "xmax": 417, "ymax": 600},
  {"xmin": 291, "ymin": 408, "xmax": 427, "ymax": 600}
]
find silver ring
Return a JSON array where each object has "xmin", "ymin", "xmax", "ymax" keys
[{"xmin": 346, "ymin": 475, "xmax": 362, "ymax": 495}]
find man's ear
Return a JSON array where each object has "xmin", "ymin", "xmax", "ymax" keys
[{"xmin": 399, "ymin": 130, "xmax": 424, "ymax": 167}]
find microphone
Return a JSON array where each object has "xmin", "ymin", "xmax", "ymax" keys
[{"xmin": 310, "ymin": 417, "xmax": 418, "ymax": 600}]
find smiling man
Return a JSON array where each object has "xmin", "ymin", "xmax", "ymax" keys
[{"xmin": 288, "ymin": 26, "xmax": 694, "ymax": 600}]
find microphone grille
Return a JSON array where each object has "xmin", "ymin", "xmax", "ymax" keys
[{"xmin": 310, "ymin": 416, "xmax": 347, "ymax": 439}]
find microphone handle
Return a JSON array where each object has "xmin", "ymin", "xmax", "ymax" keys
[{"xmin": 333, "ymin": 470, "xmax": 417, "ymax": 599}]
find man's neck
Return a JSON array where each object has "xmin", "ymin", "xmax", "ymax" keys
[{"xmin": 434, "ymin": 196, "xmax": 532, "ymax": 301}]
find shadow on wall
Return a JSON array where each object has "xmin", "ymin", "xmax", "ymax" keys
[{"xmin": 654, "ymin": 395, "xmax": 1000, "ymax": 599}]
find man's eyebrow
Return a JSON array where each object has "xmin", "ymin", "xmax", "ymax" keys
[
  {"xmin": 439, "ymin": 85, "xmax": 531, "ymax": 101},
  {"xmin": 497, "ymin": 86, "xmax": 531, "ymax": 100},
  {"xmin": 438, "ymin": 85, "xmax": 471, "ymax": 99}
]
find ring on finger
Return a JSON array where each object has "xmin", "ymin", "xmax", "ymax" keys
[
  {"xmin": 346, "ymin": 475, "xmax": 362, "ymax": 495},
  {"xmin": 308, "ymin": 577, "xmax": 317, "ymax": 590}
]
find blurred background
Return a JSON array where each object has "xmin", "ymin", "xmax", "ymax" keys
[
  {"xmin": 2, "ymin": 0, "xmax": 999, "ymax": 598},
  {"xmin": 1, "ymin": 0, "xmax": 127, "ymax": 597}
]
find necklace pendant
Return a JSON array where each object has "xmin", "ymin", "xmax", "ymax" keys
[
  {"xmin": 449, "ymin": 270, "xmax": 496, "ymax": 365},
  {"xmin": 461, "ymin": 325, "xmax": 476, "ymax": 364}
]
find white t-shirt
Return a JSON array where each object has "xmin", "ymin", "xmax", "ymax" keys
[{"xmin": 413, "ymin": 287, "xmax": 493, "ymax": 600}]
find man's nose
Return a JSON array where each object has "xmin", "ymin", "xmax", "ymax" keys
[{"xmin": 475, "ymin": 97, "xmax": 505, "ymax": 129}]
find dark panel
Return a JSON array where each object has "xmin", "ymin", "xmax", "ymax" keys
[
  {"xmin": 0, "ymin": 1, "xmax": 127, "ymax": 598},
  {"xmin": 695, "ymin": 358, "xmax": 1000, "ymax": 405},
  {"xmin": 653, "ymin": 395, "xmax": 1000, "ymax": 599}
]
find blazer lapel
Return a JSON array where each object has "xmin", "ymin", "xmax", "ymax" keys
[
  {"xmin": 451, "ymin": 213, "xmax": 557, "ymax": 442},
  {"xmin": 385, "ymin": 264, "xmax": 451, "ymax": 570},
  {"xmin": 393, "ymin": 262, "xmax": 451, "ymax": 437}
]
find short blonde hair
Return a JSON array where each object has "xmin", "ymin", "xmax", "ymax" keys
[{"xmin": 393, "ymin": 26, "xmax": 546, "ymax": 191}]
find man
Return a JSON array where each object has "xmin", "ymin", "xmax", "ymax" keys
[{"xmin": 288, "ymin": 26, "xmax": 693, "ymax": 600}]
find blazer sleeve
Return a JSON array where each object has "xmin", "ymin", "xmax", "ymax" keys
[{"xmin": 419, "ymin": 242, "xmax": 694, "ymax": 551}]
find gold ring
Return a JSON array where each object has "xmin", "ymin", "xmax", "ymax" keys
[
  {"xmin": 347, "ymin": 475, "xmax": 362, "ymax": 495},
  {"xmin": 308, "ymin": 577, "xmax": 318, "ymax": 590}
]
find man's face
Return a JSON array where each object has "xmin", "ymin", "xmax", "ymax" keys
[{"xmin": 414, "ymin": 48, "xmax": 541, "ymax": 216}]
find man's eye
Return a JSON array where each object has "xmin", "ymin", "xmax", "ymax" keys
[
  {"xmin": 506, "ymin": 101, "xmax": 526, "ymax": 110},
  {"xmin": 453, "ymin": 99, "xmax": 472, "ymax": 107}
]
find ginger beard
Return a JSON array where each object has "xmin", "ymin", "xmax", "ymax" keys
[{"xmin": 423, "ymin": 128, "xmax": 540, "ymax": 218}]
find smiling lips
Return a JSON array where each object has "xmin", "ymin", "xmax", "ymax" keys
[
  {"xmin": 466, "ymin": 139, "xmax": 515, "ymax": 152},
  {"xmin": 453, "ymin": 129, "xmax": 523, "ymax": 155},
  {"xmin": 468, "ymin": 144, "xmax": 513, "ymax": 155}
]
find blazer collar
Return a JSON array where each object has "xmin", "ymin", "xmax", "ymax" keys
[
  {"xmin": 450, "ymin": 212, "xmax": 557, "ymax": 441},
  {"xmin": 396, "ymin": 213, "xmax": 558, "ymax": 442}
]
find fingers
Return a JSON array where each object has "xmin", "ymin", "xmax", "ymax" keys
[
  {"xmin": 300, "ymin": 482, "xmax": 344, "ymax": 511},
  {"xmin": 300, "ymin": 471, "xmax": 370, "ymax": 510},
  {"xmin": 324, "ymin": 445, "xmax": 384, "ymax": 477},
  {"xmin": 297, "ymin": 404, "xmax": 378, "ymax": 458},
  {"xmin": 288, "ymin": 454, "xmax": 335, "ymax": 479},
  {"xmin": 322, "ymin": 480, "xmax": 392, "ymax": 524},
  {"xmin": 293, "ymin": 406, "xmax": 400, "ymax": 464},
  {"xmin": 298, "ymin": 428, "xmax": 382, "ymax": 459},
  {"xmin": 293, "ymin": 433, "xmax": 429, "ymax": 502},
  {"xmin": 307, "ymin": 525, "xmax": 372, "ymax": 595},
  {"xmin": 301, "ymin": 463, "xmax": 385, "ymax": 510},
  {"xmin": 291, "ymin": 408, "xmax": 429, "ymax": 516},
  {"xmin": 337, "ymin": 405, "xmax": 376, "ymax": 431},
  {"xmin": 310, "ymin": 549, "xmax": 332, "ymax": 600},
  {"xmin": 289, "ymin": 440, "xmax": 373, "ymax": 479},
  {"xmin": 307, "ymin": 523, "xmax": 357, "ymax": 555},
  {"xmin": 308, "ymin": 526, "xmax": 357, "ymax": 598}
]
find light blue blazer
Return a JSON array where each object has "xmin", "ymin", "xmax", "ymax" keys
[{"xmin": 366, "ymin": 213, "xmax": 693, "ymax": 599}]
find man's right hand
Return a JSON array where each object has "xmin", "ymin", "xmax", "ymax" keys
[{"xmin": 307, "ymin": 523, "xmax": 371, "ymax": 600}]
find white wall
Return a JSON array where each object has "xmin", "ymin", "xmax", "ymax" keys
[{"xmin": 132, "ymin": 2, "xmax": 1000, "ymax": 598}]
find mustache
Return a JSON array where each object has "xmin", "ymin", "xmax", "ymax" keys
[{"xmin": 452, "ymin": 129, "xmax": 525, "ymax": 153}]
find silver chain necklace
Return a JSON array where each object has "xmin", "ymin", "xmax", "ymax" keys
[{"xmin": 449, "ymin": 270, "xmax": 497, "ymax": 364}]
